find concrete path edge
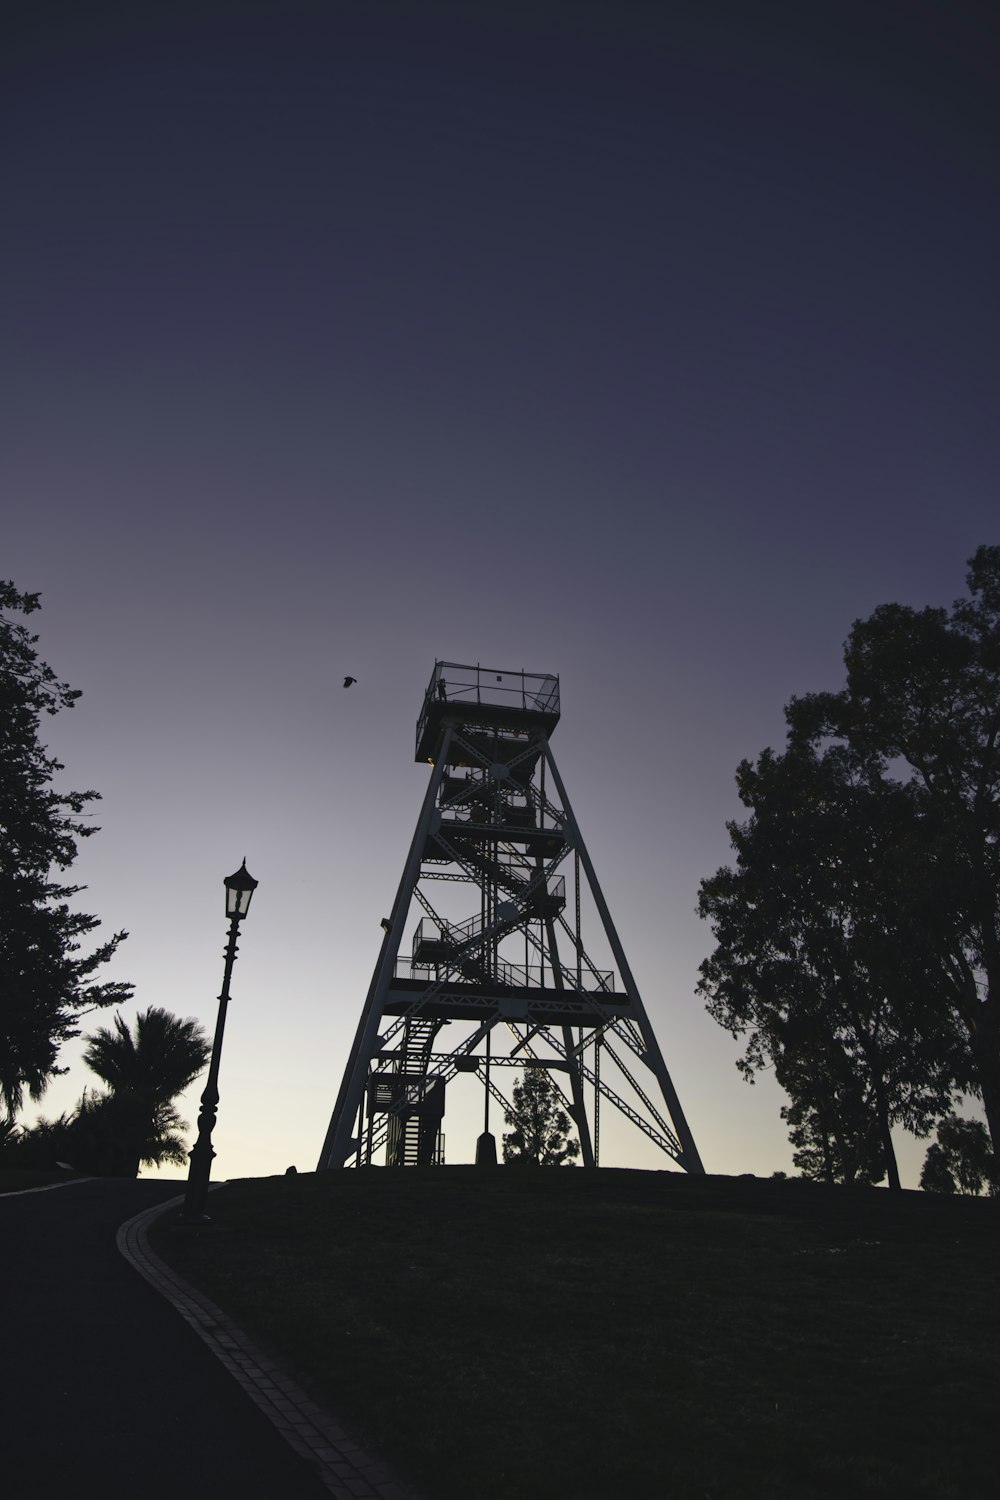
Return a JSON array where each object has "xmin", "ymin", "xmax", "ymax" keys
[{"xmin": 118, "ymin": 1193, "xmax": 419, "ymax": 1500}]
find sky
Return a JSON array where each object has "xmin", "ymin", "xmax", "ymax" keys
[{"xmin": 3, "ymin": 0, "xmax": 998, "ymax": 1184}]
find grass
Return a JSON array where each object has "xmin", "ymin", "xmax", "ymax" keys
[{"xmin": 149, "ymin": 1168, "xmax": 999, "ymax": 1500}]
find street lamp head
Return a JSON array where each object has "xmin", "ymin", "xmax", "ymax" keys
[{"xmin": 224, "ymin": 858, "xmax": 258, "ymax": 919}]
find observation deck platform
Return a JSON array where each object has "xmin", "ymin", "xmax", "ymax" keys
[
  {"xmin": 415, "ymin": 661, "xmax": 560, "ymax": 763},
  {"xmin": 385, "ymin": 973, "xmax": 631, "ymax": 1027},
  {"xmin": 424, "ymin": 817, "xmax": 565, "ymax": 861}
]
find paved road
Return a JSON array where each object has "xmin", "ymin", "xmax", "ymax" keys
[{"xmin": 3, "ymin": 1178, "xmax": 332, "ymax": 1499}]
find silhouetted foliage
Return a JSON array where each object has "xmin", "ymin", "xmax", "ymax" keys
[
  {"xmin": 502, "ymin": 1068, "xmax": 580, "ymax": 1166},
  {"xmin": 2, "ymin": 1090, "xmax": 190, "ymax": 1175},
  {"xmin": 698, "ymin": 740, "xmax": 959, "ymax": 1189},
  {"xmin": 0, "ymin": 580, "xmax": 131, "ymax": 1116},
  {"xmin": 779, "ymin": 1062, "xmax": 888, "ymax": 1188},
  {"xmin": 80, "ymin": 1006, "xmax": 210, "ymax": 1176},
  {"xmin": 83, "ymin": 1005, "xmax": 209, "ymax": 1100},
  {"xmin": 2, "ymin": 1008, "xmax": 209, "ymax": 1175},
  {"xmin": 786, "ymin": 546, "xmax": 1000, "ymax": 1159},
  {"xmin": 920, "ymin": 1114, "xmax": 997, "ymax": 1197},
  {"xmin": 699, "ymin": 547, "xmax": 1000, "ymax": 1179},
  {"xmin": 0, "ymin": 1107, "xmax": 76, "ymax": 1168},
  {"xmin": 75, "ymin": 1088, "xmax": 192, "ymax": 1176}
]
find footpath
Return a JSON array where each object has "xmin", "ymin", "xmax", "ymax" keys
[{"xmin": 3, "ymin": 1177, "xmax": 416, "ymax": 1500}]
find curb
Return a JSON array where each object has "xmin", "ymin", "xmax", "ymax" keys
[{"xmin": 117, "ymin": 1194, "xmax": 420, "ymax": 1500}]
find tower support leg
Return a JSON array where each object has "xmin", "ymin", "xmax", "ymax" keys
[
  {"xmin": 541, "ymin": 913, "xmax": 595, "ymax": 1168},
  {"xmin": 543, "ymin": 742, "xmax": 705, "ymax": 1175},
  {"xmin": 317, "ymin": 727, "xmax": 454, "ymax": 1169},
  {"xmin": 562, "ymin": 1025, "xmax": 596, "ymax": 1168}
]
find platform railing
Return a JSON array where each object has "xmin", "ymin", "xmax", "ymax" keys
[
  {"xmin": 416, "ymin": 661, "xmax": 560, "ymax": 758},
  {"xmin": 394, "ymin": 954, "xmax": 615, "ymax": 993}
]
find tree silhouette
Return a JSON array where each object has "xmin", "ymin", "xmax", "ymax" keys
[
  {"xmin": 778, "ymin": 1048, "xmax": 889, "ymax": 1188},
  {"xmin": 502, "ymin": 1068, "xmax": 580, "ymax": 1166},
  {"xmin": 698, "ymin": 741, "xmax": 960, "ymax": 1189},
  {"xmin": 783, "ymin": 546, "xmax": 1000, "ymax": 1158},
  {"xmin": 80, "ymin": 1007, "xmax": 210, "ymax": 1176},
  {"xmin": 920, "ymin": 1115, "xmax": 997, "ymax": 1197},
  {"xmin": 0, "ymin": 580, "xmax": 131, "ymax": 1116},
  {"xmin": 699, "ymin": 546, "xmax": 1000, "ymax": 1178}
]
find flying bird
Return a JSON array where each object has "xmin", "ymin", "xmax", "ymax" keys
[{"xmin": 343, "ymin": 676, "xmax": 357, "ymax": 688}]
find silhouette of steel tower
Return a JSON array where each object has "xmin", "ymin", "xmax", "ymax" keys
[{"xmin": 318, "ymin": 662, "xmax": 704, "ymax": 1173}]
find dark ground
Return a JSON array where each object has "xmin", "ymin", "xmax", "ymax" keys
[
  {"xmin": 151, "ymin": 1167, "xmax": 1000, "ymax": 1500},
  {"xmin": 2, "ymin": 1177, "xmax": 331, "ymax": 1500},
  {"xmin": 8, "ymin": 1169, "xmax": 997, "ymax": 1499}
]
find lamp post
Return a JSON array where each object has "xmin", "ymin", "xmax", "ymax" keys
[{"xmin": 182, "ymin": 859, "xmax": 258, "ymax": 1221}]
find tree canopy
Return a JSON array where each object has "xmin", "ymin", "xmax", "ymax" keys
[
  {"xmin": 920, "ymin": 1115, "xmax": 997, "ymax": 1197},
  {"xmin": 0, "ymin": 580, "xmax": 131, "ymax": 1116},
  {"xmin": 502, "ymin": 1067, "xmax": 580, "ymax": 1166},
  {"xmin": 4, "ymin": 1007, "xmax": 210, "ymax": 1177},
  {"xmin": 80, "ymin": 1006, "xmax": 211, "ymax": 1176},
  {"xmin": 83, "ymin": 1005, "xmax": 209, "ymax": 1103},
  {"xmin": 698, "ymin": 546, "xmax": 1000, "ymax": 1183}
]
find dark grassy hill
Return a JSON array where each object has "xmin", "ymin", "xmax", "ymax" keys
[{"xmin": 150, "ymin": 1168, "xmax": 998, "ymax": 1500}]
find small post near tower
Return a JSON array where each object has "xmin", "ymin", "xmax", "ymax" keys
[{"xmin": 317, "ymin": 662, "xmax": 704, "ymax": 1173}]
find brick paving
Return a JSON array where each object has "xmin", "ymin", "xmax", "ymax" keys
[{"xmin": 118, "ymin": 1194, "xmax": 420, "ymax": 1500}]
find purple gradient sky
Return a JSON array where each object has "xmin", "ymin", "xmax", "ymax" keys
[{"xmin": 3, "ymin": 1, "xmax": 998, "ymax": 1181}]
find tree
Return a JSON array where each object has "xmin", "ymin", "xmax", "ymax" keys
[
  {"xmin": 2, "ymin": 1089, "xmax": 193, "ymax": 1176},
  {"xmin": 920, "ymin": 1115, "xmax": 997, "ymax": 1197},
  {"xmin": 80, "ymin": 1006, "xmax": 210, "ymax": 1176},
  {"xmin": 69, "ymin": 1089, "xmax": 192, "ymax": 1177},
  {"xmin": 1, "ymin": 580, "xmax": 132, "ymax": 1115},
  {"xmin": 0, "ymin": 1108, "xmax": 77, "ymax": 1169},
  {"xmin": 502, "ymin": 1067, "xmax": 580, "ymax": 1166},
  {"xmin": 2, "ymin": 1006, "xmax": 210, "ymax": 1176},
  {"xmin": 698, "ymin": 740, "xmax": 961, "ymax": 1189},
  {"xmin": 784, "ymin": 546, "xmax": 1000, "ymax": 1158},
  {"xmin": 778, "ymin": 1045, "xmax": 889, "ymax": 1188},
  {"xmin": 781, "ymin": 1101, "xmax": 888, "ymax": 1187}
]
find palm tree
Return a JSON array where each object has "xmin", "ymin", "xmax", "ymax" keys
[{"xmin": 81, "ymin": 1007, "xmax": 210, "ymax": 1177}]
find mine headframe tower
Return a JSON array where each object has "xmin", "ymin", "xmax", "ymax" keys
[{"xmin": 317, "ymin": 662, "xmax": 704, "ymax": 1173}]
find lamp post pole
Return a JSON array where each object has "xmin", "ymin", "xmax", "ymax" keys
[{"xmin": 182, "ymin": 859, "xmax": 258, "ymax": 1222}]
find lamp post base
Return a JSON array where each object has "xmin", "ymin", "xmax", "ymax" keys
[{"xmin": 182, "ymin": 1141, "xmax": 217, "ymax": 1221}]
